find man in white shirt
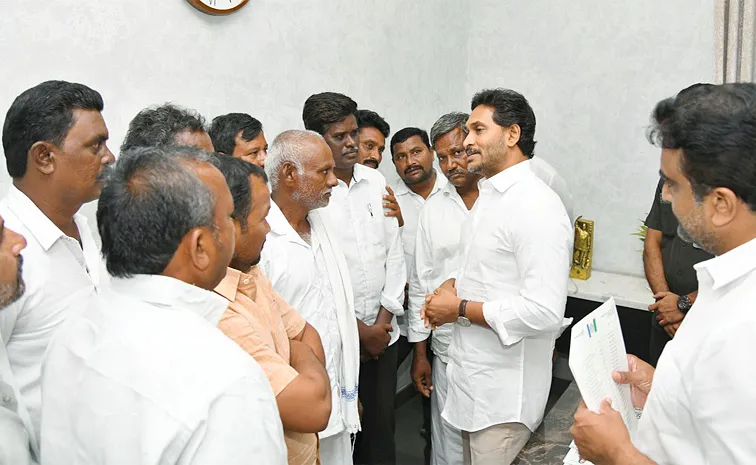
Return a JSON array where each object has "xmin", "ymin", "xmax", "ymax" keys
[
  {"xmin": 40, "ymin": 145, "xmax": 286, "ymax": 465},
  {"xmin": 571, "ymin": 83, "xmax": 756, "ymax": 465},
  {"xmin": 261, "ymin": 129, "xmax": 361, "ymax": 464},
  {"xmin": 0, "ymin": 81, "xmax": 115, "ymax": 442},
  {"xmin": 0, "ymin": 216, "xmax": 37, "ymax": 465},
  {"xmin": 389, "ymin": 127, "xmax": 448, "ymax": 367},
  {"xmin": 303, "ymin": 92, "xmax": 406, "ymax": 465},
  {"xmin": 356, "ymin": 110, "xmax": 390, "ymax": 171},
  {"xmin": 422, "ymin": 89, "xmax": 573, "ymax": 465},
  {"xmin": 409, "ymin": 112, "xmax": 480, "ymax": 465},
  {"xmin": 529, "ymin": 157, "xmax": 574, "ymax": 222}
]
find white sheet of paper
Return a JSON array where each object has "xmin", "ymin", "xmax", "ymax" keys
[{"xmin": 569, "ymin": 297, "xmax": 638, "ymax": 436}]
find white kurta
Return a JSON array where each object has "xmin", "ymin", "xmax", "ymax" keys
[
  {"xmin": 443, "ymin": 160, "xmax": 573, "ymax": 433},
  {"xmin": 636, "ymin": 238, "xmax": 756, "ymax": 465},
  {"xmin": 0, "ymin": 185, "xmax": 108, "ymax": 441},
  {"xmin": 40, "ymin": 275, "xmax": 287, "ymax": 465}
]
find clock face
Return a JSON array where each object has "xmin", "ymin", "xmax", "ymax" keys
[{"xmin": 187, "ymin": 0, "xmax": 249, "ymax": 15}]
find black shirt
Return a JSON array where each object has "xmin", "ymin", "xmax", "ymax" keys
[{"xmin": 645, "ymin": 179, "xmax": 713, "ymax": 296}]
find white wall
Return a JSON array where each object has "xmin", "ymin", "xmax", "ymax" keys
[
  {"xmin": 465, "ymin": 0, "xmax": 716, "ymax": 276},
  {"xmin": 1, "ymin": 0, "xmax": 716, "ymax": 275},
  {"xmin": 0, "ymin": 0, "xmax": 469, "ymax": 225}
]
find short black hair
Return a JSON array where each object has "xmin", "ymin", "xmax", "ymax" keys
[
  {"xmin": 2, "ymin": 80, "xmax": 104, "ymax": 178},
  {"xmin": 213, "ymin": 155, "xmax": 268, "ymax": 231},
  {"xmin": 97, "ymin": 145, "xmax": 221, "ymax": 278},
  {"xmin": 649, "ymin": 82, "xmax": 756, "ymax": 211},
  {"xmin": 302, "ymin": 92, "xmax": 358, "ymax": 135},
  {"xmin": 121, "ymin": 103, "xmax": 206, "ymax": 153},
  {"xmin": 208, "ymin": 113, "xmax": 264, "ymax": 155},
  {"xmin": 471, "ymin": 88, "xmax": 537, "ymax": 158},
  {"xmin": 356, "ymin": 109, "xmax": 390, "ymax": 138},
  {"xmin": 390, "ymin": 127, "xmax": 430, "ymax": 158}
]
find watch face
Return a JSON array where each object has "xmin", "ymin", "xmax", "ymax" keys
[
  {"xmin": 201, "ymin": 0, "xmax": 245, "ymax": 9},
  {"xmin": 457, "ymin": 316, "xmax": 472, "ymax": 327}
]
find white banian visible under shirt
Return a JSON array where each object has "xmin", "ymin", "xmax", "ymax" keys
[{"xmin": 636, "ymin": 238, "xmax": 756, "ymax": 465}]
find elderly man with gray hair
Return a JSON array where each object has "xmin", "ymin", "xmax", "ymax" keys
[{"xmin": 260, "ymin": 130, "xmax": 362, "ymax": 465}]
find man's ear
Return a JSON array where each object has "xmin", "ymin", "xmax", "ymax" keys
[
  {"xmin": 186, "ymin": 226, "xmax": 214, "ymax": 272},
  {"xmin": 709, "ymin": 187, "xmax": 739, "ymax": 228},
  {"xmin": 29, "ymin": 141, "xmax": 56, "ymax": 176},
  {"xmin": 506, "ymin": 124, "xmax": 522, "ymax": 148},
  {"xmin": 282, "ymin": 162, "xmax": 299, "ymax": 187}
]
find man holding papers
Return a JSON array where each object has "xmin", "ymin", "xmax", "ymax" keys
[{"xmin": 571, "ymin": 82, "xmax": 756, "ymax": 464}]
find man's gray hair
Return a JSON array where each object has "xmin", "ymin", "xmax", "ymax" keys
[
  {"xmin": 265, "ymin": 129, "xmax": 325, "ymax": 191},
  {"xmin": 430, "ymin": 112, "xmax": 470, "ymax": 149}
]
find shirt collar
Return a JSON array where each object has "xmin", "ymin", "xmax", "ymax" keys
[
  {"xmin": 695, "ymin": 237, "xmax": 756, "ymax": 290},
  {"xmin": 393, "ymin": 168, "xmax": 448, "ymax": 198},
  {"xmin": 482, "ymin": 159, "xmax": 534, "ymax": 194},
  {"xmin": 4, "ymin": 184, "xmax": 88, "ymax": 251},
  {"xmin": 351, "ymin": 163, "xmax": 371, "ymax": 184},
  {"xmin": 267, "ymin": 200, "xmax": 311, "ymax": 247},
  {"xmin": 110, "ymin": 274, "xmax": 229, "ymax": 325}
]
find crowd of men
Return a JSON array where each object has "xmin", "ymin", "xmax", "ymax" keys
[{"xmin": 0, "ymin": 79, "xmax": 755, "ymax": 465}]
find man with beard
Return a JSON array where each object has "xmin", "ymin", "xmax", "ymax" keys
[
  {"xmin": 213, "ymin": 154, "xmax": 331, "ymax": 465},
  {"xmin": 303, "ymin": 92, "xmax": 406, "ymax": 465},
  {"xmin": 0, "ymin": 81, "xmax": 115, "ymax": 444},
  {"xmin": 260, "ymin": 130, "xmax": 361, "ymax": 464},
  {"xmin": 390, "ymin": 127, "xmax": 448, "ymax": 368},
  {"xmin": 0, "ymin": 216, "xmax": 35, "ymax": 464},
  {"xmin": 571, "ymin": 83, "xmax": 756, "ymax": 465},
  {"xmin": 209, "ymin": 113, "xmax": 269, "ymax": 167},
  {"xmin": 409, "ymin": 112, "xmax": 479, "ymax": 465},
  {"xmin": 643, "ymin": 178, "xmax": 713, "ymax": 366},
  {"xmin": 422, "ymin": 89, "xmax": 573, "ymax": 464}
]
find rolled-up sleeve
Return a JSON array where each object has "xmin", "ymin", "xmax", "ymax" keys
[
  {"xmin": 482, "ymin": 203, "xmax": 572, "ymax": 346},
  {"xmin": 380, "ymin": 192, "xmax": 407, "ymax": 316}
]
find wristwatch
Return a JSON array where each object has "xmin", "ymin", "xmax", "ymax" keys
[
  {"xmin": 457, "ymin": 299, "xmax": 472, "ymax": 327},
  {"xmin": 677, "ymin": 294, "xmax": 692, "ymax": 314}
]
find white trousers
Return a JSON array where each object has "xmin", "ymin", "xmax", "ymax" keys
[
  {"xmin": 431, "ymin": 358, "xmax": 464, "ymax": 465},
  {"xmin": 320, "ymin": 430, "xmax": 353, "ymax": 465}
]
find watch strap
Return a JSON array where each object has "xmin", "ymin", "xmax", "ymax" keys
[{"xmin": 458, "ymin": 299, "xmax": 469, "ymax": 318}]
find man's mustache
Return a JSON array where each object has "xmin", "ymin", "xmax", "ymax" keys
[{"xmin": 97, "ymin": 164, "xmax": 114, "ymax": 182}]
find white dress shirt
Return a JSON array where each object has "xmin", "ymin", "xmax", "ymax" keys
[
  {"xmin": 0, "ymin": 341, "xmax": 37, "ymax": 465},
  {"xmin": 407, "ymin": 181, "xmax": 472, "ymax": 363},
  {"xmin": 443, "ymin": 160, "xmax": 573, "ymax": 433},
  {"xmin": 259, "ymin": 201, "xmax": 345, "ymax": 439},
  {"xmin": 636, "ymin": 238, "xmax": 756, "ymax": 465},
  {"xmin": 392, "ymin": 170, "xmax": 447, "ymax": 337},
  {"xmin": 530, "ymin": 156, "xmax": 574, "ymax": 222},
  {"xmin": 0, "ymin": 185, "xmax": 107, "ymax": 441},
  {"xmin": 40, "ymin": 275, "xmax": 286, "ymax": 465},
  {"xmin": 320, "ymin": 164, "xmax": 406, "ymax": 346}
]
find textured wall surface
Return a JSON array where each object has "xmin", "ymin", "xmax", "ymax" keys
[
  {"xmin": 465, "ymin": 0, "xmax": 715, "ymax": 275},
  {"xmin": 1, "ymin": 0, "xmax": 715, "ymax": 274}
]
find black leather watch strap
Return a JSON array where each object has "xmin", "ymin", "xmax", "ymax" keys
[{"xmin": 458, "ymin": 299, "xmax": 469, "ymax": 318}]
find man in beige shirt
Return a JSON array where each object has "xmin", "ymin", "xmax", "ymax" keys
[{"xmin": 213, "ymin": 156, "xmax": 332, "ymax": 465}]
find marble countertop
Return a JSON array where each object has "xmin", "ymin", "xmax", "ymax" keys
[
  {"xmin": 513, "ymin": 382, "xmax": 582, "ymax": 465},
  {"xmin": 568, "ymin": 270, "xmax": 654, "ymax": 311}
]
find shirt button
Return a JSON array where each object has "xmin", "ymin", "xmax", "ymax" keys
[
  {"xmin": 677, "ymin": 271, "xmax": 683, "ymax": 276},
  {"xmin": 2, "ymin": 396, "xmax": 11, "ymax": 403},
  {"xmin": 243, "ymin": 279, "xmax": 250, "ymax": 284}
]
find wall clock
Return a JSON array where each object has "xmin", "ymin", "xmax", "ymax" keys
[{"xmin": 186, "ymin": 0, "xmax": 249, "ymax": 15}]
